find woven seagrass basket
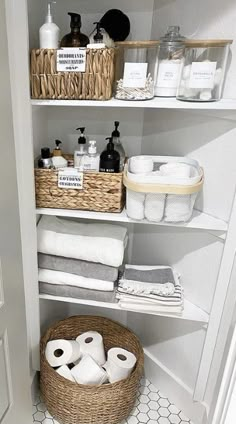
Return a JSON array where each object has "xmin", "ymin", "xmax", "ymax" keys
[
  {"xmin": 35, "ymin": 157, "xmax": 125, "ymax": 212},
  {"xmin": 30, "ymin": 48, "xmax": 116, "ymax": 100},
  {"xmin": 40, "ymin": 316, "xmax": 144, "ymax": 424}
]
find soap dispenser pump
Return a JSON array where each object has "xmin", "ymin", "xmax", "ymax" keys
[
  {"xmin": 53, "ymin": 139, "xmax": 62, "ymax": 156},
  {"xmin": 99, "ymin": 137, "xmax": 120, "ymax": 173},
  {"xmin": 112, "ymin": 121, "xmax": 126, "ymax": 171},
  {"xmin": 39, "ymin": 2, "xmax": 60, "ymax": 49},
  {"xmin": 60, "ymin": 12, "xmax": 89, "ymax": 47},
  {"xmin": 74, "ymin": 127, "xmax": 87, "ymax": 168},
  {"xmin": 93, "ymin": 22, "xmax": 104, "ymax": 44}
]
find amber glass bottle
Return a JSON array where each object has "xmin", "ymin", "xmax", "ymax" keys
[{"xmin": 60, "ymin": 12, "xmax": 89, "ymax": 47}]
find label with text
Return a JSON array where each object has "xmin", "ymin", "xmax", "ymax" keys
[
  {"xmin": 189, "ymin": 62, "xmax": 217, "ymax": 89},
  {"xmin": 57, "ymin": 48, "xmax": 86, "ymax": 72},
  {"xmin": 123, "ymin": 62, "xmax": 148, "ymax": 88},
  {"xmin": 58, "ymin": 168, "xmax": 83, "ymax": 190},
  {"xmin": 157, "ymin": 62, "xmax": 181, "ymax": 88}
]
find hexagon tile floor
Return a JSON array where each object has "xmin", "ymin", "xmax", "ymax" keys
[{"xmin": 33, "ymin": 378, "xmax": 194, "ymax": 424}]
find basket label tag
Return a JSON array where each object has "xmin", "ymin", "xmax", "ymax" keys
[
  {"xmin": 58, "ymin": 168, "xmax": 84, "ymax": 190},
  {"xmin": 57, "ymin": 48, "xmax": 86, "ymax": 72}
]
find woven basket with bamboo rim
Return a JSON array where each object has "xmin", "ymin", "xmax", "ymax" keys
[
  {"xmin": 40, "ymin": 316, "xmax": 144, "ymax": 424},
  {"xmin": 35, "ymin": 156, "xmax": 125, "ymax": 213},
  {"xmin": 30, "ymin": 48, "xmax": 116, "ymax": 100}
]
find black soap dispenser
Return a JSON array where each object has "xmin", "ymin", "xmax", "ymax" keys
[
  {"xmin": 112, "ymin": 121, "xmax": 126, "ymax": 171},
  {"xmin": 100, "ymin": 137, "xmax": 120, "ymax": 173},
  {"xmin": 60, "ymin": 12, "xmax": 89, "ymax": 47}
]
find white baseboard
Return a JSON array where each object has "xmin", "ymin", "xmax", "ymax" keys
[
  {"xmin": 31, "ymin": 371, "xmax": 39, "ymax": 404},
  {"xmin": 144, "ymin": 348, "xmax": 208, "ymax": 424}
]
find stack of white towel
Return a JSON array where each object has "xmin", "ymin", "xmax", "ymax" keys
[
  {"xmin": 116, "ymin": 265, "xmax": 184, "ymax": 315},
  {"xmin": 37, "ymin": 216, "xmax": 128, "ymax": 302}
]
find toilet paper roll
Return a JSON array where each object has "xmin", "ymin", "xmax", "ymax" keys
[
  {"xmin": 105, "ymin": 348, "xmax": 137, "ymax": 383},
  {"xmin": 76, "ymin": 331, "xmax": 106, "ymax": 366},
  {"xmin": 71, "ymin": 355, "xmax": 108, "ymax": 385},
  {"xmin": 45, "ymin": 339, "xmax": 81, "ymax": 368},
  {"xmin": 56, "ymin": 365, "xmax": 75, "ymax": 382}
]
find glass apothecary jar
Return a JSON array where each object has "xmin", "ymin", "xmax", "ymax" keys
[
  {"xmin": 155, "ymin": 26, "xmax": 185, "ymax": 97},
  {"xmin": 115, "ymin": 41, "xmax": 159, "ymax": 101},
  {"xmin": 177, "ymin": 39, "xmax": 232, "ymax": 102}
]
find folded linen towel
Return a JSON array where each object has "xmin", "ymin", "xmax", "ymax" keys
[
  {"xmin": 164, "ymin": 194, "xmax": 191, "ymax": 222},
  {"xmin": 38, "ymin": 254, "xmax": 118, "ymax": 282},
  {"xmin": 117, "ymin": 285, "xmax": 183, "ymax": 305},
  {"xmin": 39, "ymin": 282, "xmax": 118, "ymax": 303},
  {"xmin": 38, "ymin": 269, "xmax": 114, "ymax": 292},
  {"xmin": 37, "ymin": 216, "xmax": 127, "ymax": 267},
  {"xmin": 118, "ymin": 301, "xmax": 183, "ymax": 315},
  {"xmin": 118, "ymin": 280, "xmax": 175, "ymax": 296},
  {"xmin": 123, "ymin": 265, "xmax": 177, "ymax": 285}
]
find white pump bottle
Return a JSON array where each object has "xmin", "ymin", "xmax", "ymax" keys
[{"xmin": 39, "ymin": 2, "xmax": 60, "ymax": 49}]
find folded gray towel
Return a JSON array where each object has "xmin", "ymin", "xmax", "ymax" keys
[
  {"xmin": 38, "ymin": 253, "xmax": 118, "ymax": 282},
  {"xmin": 124, "ymin": 267, "xmax": 176, "ymax": 284},
  {"xmin": 39, "ymin": 282, "xmax": 118, "ymax": 303}
]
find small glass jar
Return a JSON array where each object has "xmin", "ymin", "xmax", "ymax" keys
[
  {"xmin": 115, "ymin": 41, "xmax": 159, "ymax": 101},
  {"xmin": 155, "ymin": 26, "xmax": 185, "ymax": 97},
  {"xmin": 177, "ymin": 39, "xmax": 232, "ymax": 102}
]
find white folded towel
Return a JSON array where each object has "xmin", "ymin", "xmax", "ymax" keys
[
  {"xmin": 126, "ymin": 191, "xmax": 145, "ymax": 220},
  {"xmin": 37, "ymin": 216, "xmax": 127, "ymax": 267},
  {"xmin": 145, "ymin": 193, "xmax": 165, "ymax": 222},
  {"xmin": 119, "ymin": 301, "xmax": 183, "ymax": 314},
  {"xmin": 38, "ymin": 269, "xmax": 114, "ymax": 292}
]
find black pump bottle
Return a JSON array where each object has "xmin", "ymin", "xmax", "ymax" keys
[
  {"xmin": 99, "ymin": 137, "xmax": 120, "ymax": 173},
  {"xmin": 60, "ymin": 12, "xmax": 89, "ymax": 47}
]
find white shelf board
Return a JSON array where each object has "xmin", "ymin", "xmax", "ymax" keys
[
  {"xmin": 31, "ymin": 97, "xmax": 236, "ymax": 110},
  {"xmin": 36, "ymin": 207, "xmax": 228, "ymax": 232},
  {"xmin": 39, "ymin": 294, "xmax": 209, "ymax": 323}
]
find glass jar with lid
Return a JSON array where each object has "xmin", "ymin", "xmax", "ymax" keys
[
  {"xmin": 176, "ymin": 39, "xmax": 232, "ymax": 102},
  {"xmin": 155, "ymin": 26, "xmax": 185, "ymax": 97},
  {"xmin": 115, "ymin": 41, "xmax": 159, "ymax": 101}
]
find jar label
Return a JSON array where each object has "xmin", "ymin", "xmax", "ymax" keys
[
  {"xmin": 57, "ymin": 48, "xmax": 86, "ymax": 72},
  {"xmin": 157, "ymin": 62, "xmax": 181, "ymax": 88},
  {"xmin": 189, "ymin": 62, "xmax": 217, "ymax": 89},
  {"xmin": 123, "ymin": 62, "xmax": 148, "ymax": 88}
]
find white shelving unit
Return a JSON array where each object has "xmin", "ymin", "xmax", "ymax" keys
[
  {"xmin": 31, "ymin": 97, "xmax": 236, "ymax": 110},
  {"xmin": 9, "ymin": 1, "xmax": 236, "ymax": 423},
  {"xmin": 36, "ymin": 207, "xmax": 228, "ymax": 233},
  {"xmin": 39, "ymin": 293, "xmax": 209, "ymax": 323}
]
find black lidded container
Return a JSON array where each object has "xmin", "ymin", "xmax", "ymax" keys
[
  {"xmin": 60, "ymin": 12, "xmax": 89, "ymax": 47},
  {"xmin": 99, "ymin": 137, "xmax": 120, "ymax": 173}
]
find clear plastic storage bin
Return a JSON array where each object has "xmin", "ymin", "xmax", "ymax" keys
[
  {"xmin": 177, "ymin": 39, "xmax": 232, "ymax": 102},
  {"xmin": 124, "ymin": 156, "xmax": 204, "ymax": 223},
  {"xmin": 115, "ymin": 41, "xmax": 159, "ymax": 101}
]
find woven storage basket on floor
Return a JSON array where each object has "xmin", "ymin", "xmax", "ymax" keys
[
  {"xmin": 30, "ymin": 48, "xmax": 115, "ymax": 100},
  {"xmin": 40, "ymin": 316, "xmax": 144, "ymax": 424},
  {"xmin": 35, "ymin": 158, "xmax": 125, "ymax": 212}
]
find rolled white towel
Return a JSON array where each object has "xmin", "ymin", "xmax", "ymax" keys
[
  {"xmin": 145, "ymin": 193, "xmax": 165, "ymax": 222},
  {"xmin": 164, "ymin": 194, "xmax": 191, "ymax": 222},
  {"xmin": 160, "ymin": 162, "xmax": 192, "ymax": 178},
  {"xmin": 126, "ymin": 190, "xmax": 145, "ymax": 220}
]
